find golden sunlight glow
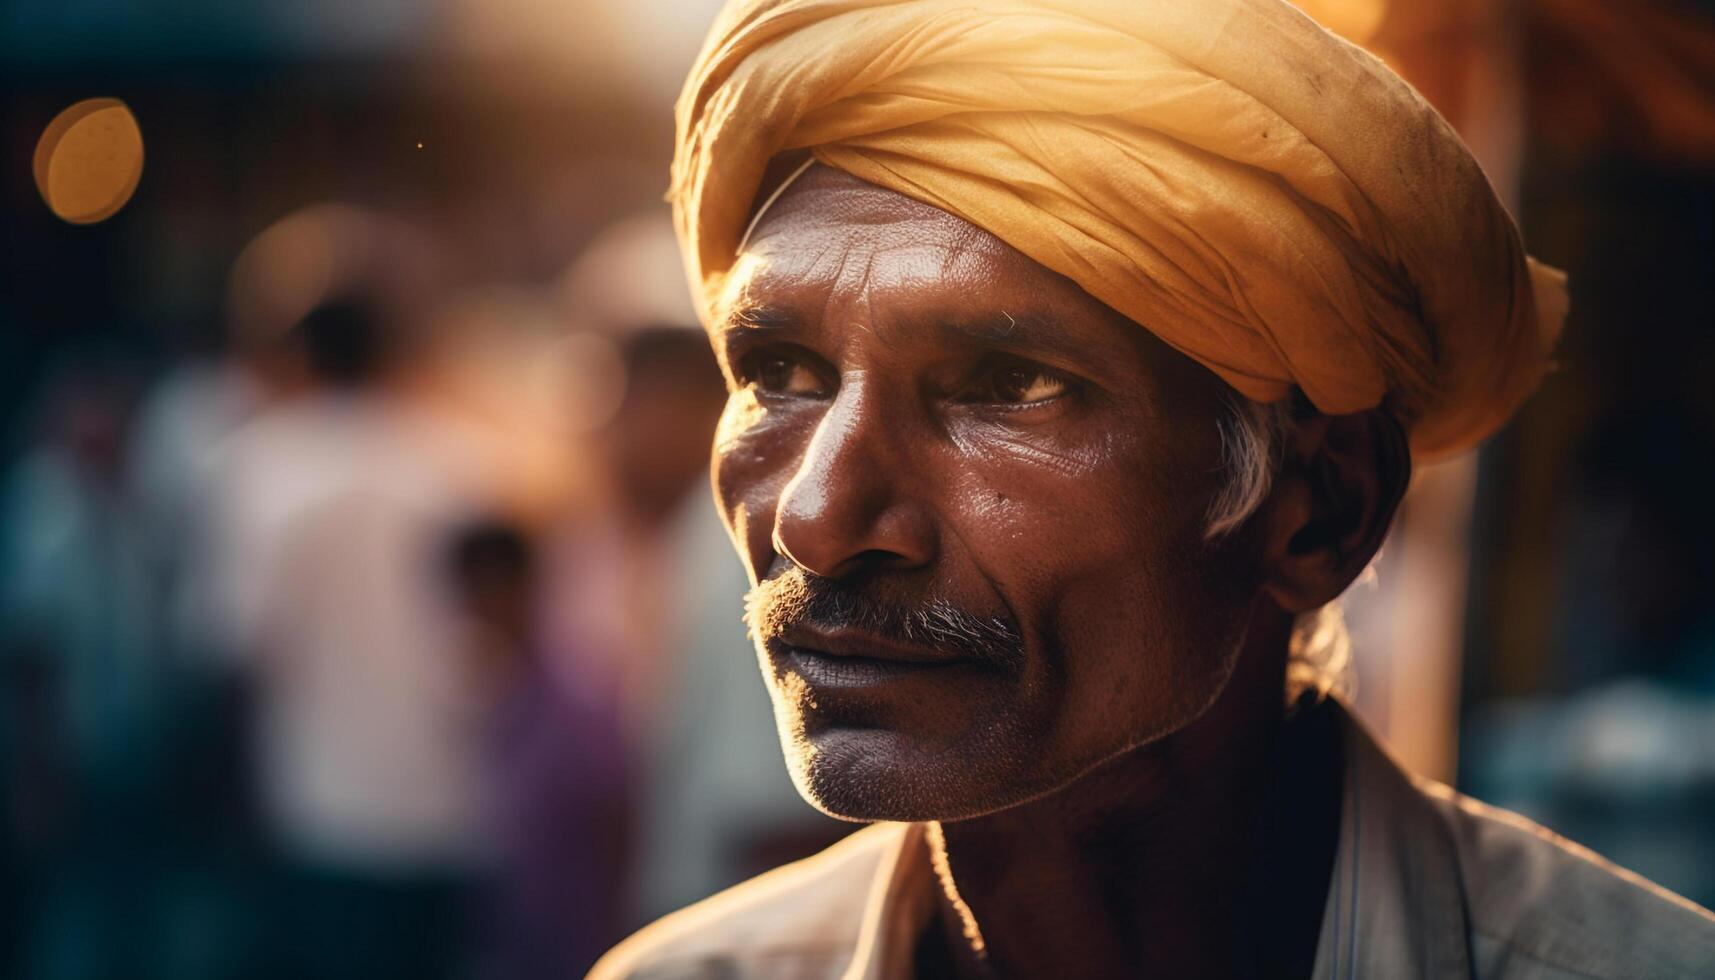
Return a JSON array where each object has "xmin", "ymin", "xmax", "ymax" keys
[
  {"xmin": 713, "ymin": 389, "xmax": 767, "ymax": 454},
  {"xmin": 927, "ymin": 822, "xmax": 989, "ymax": 958},
  {"xmin": 776, "ymin": 670, "xmax": 821, "ymax": 801},
  {"xmin": 1292, "ymin": 0, "xmax": 1391, "ymax": 45},
  {"xmin": 33, "ymin": 98, "xmax": 145, "ymax": 225}
]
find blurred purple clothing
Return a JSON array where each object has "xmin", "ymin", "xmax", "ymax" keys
[{"xmin": 481, "ymin": 652, "xmax": 634, "ymax": 980}]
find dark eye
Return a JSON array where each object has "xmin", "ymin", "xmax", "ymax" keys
[
  {"xmin": 745, "ymin": 351, "xmax": 825, "ymax": 397},
  {"xmin": 983, "ymin": 362, "xmax": 1070, "ymax": 405}
]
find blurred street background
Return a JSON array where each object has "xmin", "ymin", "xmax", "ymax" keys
[{"xmin": 1, "ymin": 1, "xmax": 1713, "ymax": 977}]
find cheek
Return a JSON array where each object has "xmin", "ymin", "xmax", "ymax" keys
[
  {"xmin": 1055, "ymin": 439, "xmax": 1255, "ymax": 742},
  {"xmin": 937, "ymin": 418, "xmax": 1118, "ymax": 574},
  {"xmin": 712, "ymin": 392, "xmax": 815, "ymax": 579},
  {"xmin": 946, "ymin": 415, "xmax": 1214, "ymax": 589},
  {"xmin": 948, "ymin": 416, "xmax": 1243, "ymax": 728},
  {"xmin": 1051, "ymin": 524, "xmax": 1250, "ymax": 715}
]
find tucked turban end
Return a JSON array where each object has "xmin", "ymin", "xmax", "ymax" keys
[
  {"xmin": 1396, "ymin": 254, "xmax": 1568, "ymax": 459},
  {"xmin": 1408, "ymin": 255, "xmax": 1567, "ymax": 458},
  {"xmin": 1530, "ymin": 258, "xmax": 1572, "ymax": 360},
  {"xmin": 672, "ymin": 0, "xmax": 1565, "ymax": 459}
]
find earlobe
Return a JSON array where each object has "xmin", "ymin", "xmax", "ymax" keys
[{"xmin": 1260, "ymin": 409, "xmax": 1410, "ymax": 614}]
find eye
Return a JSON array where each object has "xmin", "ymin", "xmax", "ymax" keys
[
  {"xmin": 978, "ymin": 361, "xmax": 1071, "ymax": 406},
  {"xmin": 742, "ymin": 350, "xmax": 826, "ymax": 397}
]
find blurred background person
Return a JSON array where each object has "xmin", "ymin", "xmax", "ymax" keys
[
  {"xmin": 443, "ymin": 516, "xmax": 629, "ymax": 980},
  {"xmin": 191, "ymin": 205, "xmax": 501, "ymax": 980},
  {"xmin": 0, "ymin": 352, "xmax": 166, "ymax": 980}
]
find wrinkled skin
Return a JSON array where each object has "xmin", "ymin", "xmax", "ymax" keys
[{"xmin": 710, "ymin": 165, "xmax": 1263, "ymax": 822}]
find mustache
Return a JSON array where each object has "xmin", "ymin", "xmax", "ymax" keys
[{"xmin": 744, "ymin": 566, "xmax": 1026, "ymax": 672}]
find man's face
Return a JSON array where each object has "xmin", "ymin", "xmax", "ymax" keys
[{"xmin": 710, "ymin": 166, "xmax": 1263, "ymax": 821}]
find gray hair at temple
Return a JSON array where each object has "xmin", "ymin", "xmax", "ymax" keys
[{"xmin": 1207, "ymin": 393, "xmax": 1353, "ymax": 704}]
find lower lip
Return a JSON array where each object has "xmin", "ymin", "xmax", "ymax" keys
[{"xmin": 781, "ymin": 646, "xmax": 963, "ymax": 691}]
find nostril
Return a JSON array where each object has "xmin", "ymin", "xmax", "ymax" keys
[
  {"xmin": 851, "ymin": 547, "xmax": 913, "ymax": 571},
  {"xmin": 811, "ymin": 547, "xmax": 916, "ymax": 581}
]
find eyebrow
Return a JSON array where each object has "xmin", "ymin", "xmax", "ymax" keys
[
  {"xmin": 715, "ymin": 302, "xmax": 1100, "ymax": 365},
  {"xmin": 931, "ymin": 309, "xmax": 1090, "ymax": 361},
  {"xmin": 716, "ymin": 303, "xmax": 800, "ymax": 334}
]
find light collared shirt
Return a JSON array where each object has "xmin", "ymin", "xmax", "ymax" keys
[{"xmin": 592, "ymin": 703, "xmax": 1715, "ymax": 979}]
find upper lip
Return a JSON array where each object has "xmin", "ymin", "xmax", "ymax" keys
[{"xmin": 778, "ymin": 624, "xmax": 963, "ymax": 665}]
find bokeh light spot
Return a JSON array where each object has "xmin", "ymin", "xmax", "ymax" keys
[{"xmin": 33, "ymin": 98, "xmax": 145, "ymax": 225}]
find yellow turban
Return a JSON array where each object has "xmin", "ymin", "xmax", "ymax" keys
[{"xmin": 671, "ymin": 0, "xmax": 1567, "ymax": 457}]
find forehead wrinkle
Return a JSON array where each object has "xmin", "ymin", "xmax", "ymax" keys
[
  {"xmin": 713, "ymin": 237, "xmax": 830, "ymax": 336},
  {"xmin": 933, "ymin": 219, "xmax": 1003, "ymax": 282},
  {"xmin": 738, "ymin": 178, "xmax": 1126, "ymax": 362},
  {"xmin": 834, "ymin": 240, "xmax": 948, "ymax": 351},
  {"xmin": 800, "ymin": 240, "xmax": 867, "ymax": 349},
  {"xmin": 750, "ymin": 235, "xmax": 967, "ymax": 351},
  {"xmin": 802, "ymin": 237, "xmax": 845, "ymax": 291}
]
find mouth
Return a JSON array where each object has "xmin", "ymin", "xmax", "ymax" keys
[{"xmin": 770, "ymin": 626, "xmax": 970, "ymax": 691}]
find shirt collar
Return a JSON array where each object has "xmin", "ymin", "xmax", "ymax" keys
[
  {"xmin": 842, "ymin": 821, "xmax": 934, "ymax": 980},
  {"xmin": 1311, "ymin": 701, "xmax": 1472, "ymax": 979}
]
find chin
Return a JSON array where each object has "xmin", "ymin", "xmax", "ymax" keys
[{"xmin": 779, "ymin": 725, "xmax": 1051, "ymax": 824}]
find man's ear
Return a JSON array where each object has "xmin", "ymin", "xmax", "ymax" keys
[{"xmin": 1257, "ymin": 408, "xmax": 1411, "ymax": 614}]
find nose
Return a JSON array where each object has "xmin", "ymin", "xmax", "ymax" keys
[{"xmin": 772, "ymin": 378, "xmax": 936, "ymax": 579}]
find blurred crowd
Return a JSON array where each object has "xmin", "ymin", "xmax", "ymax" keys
[{"xmin": 0, "ymin": 203, "xmax": 847, "ymax": 980}]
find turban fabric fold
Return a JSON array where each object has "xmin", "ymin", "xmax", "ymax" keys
[{"xmin": 671, "ymin": 0, "xmax": 1567, "ymax": 457}]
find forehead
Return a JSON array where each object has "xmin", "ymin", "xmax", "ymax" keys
[
  {"xmin": 721, "ymin": 165, "xmax": 1105, "ymax": 327},
  {"xmin": 748, "ymin": 166, "xmax": 999, "ymax": 257}
]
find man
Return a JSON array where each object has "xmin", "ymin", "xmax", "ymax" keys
[{"xmin": 594, "ymin": 1, "xmax": 1715, "ymax": 977}]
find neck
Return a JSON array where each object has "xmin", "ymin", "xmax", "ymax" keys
[{"xmin": 919, "ymin": 608, "xmax": 1342, "ymax": 980}]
